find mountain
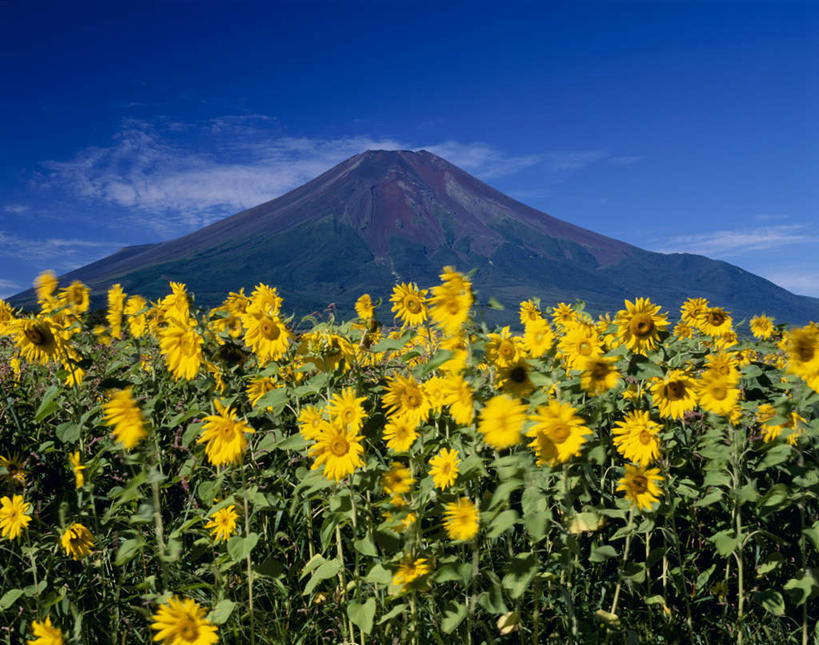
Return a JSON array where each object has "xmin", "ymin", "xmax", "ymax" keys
[{"xmin": 11, "ymin": 149, "xmax": 819, "ymax": 324}]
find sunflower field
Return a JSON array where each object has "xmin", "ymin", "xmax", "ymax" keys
[{"xmin": 1, "ymin": 268, "xmax": 818, "ymax": 644}]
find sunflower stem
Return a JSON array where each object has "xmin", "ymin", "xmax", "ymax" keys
[
  {"xmin": 609, "ymin": 507, "xmax": 634, "ymax": 616},
  {"xmin": 335, "ymin": 522, "xmax": 354, "ymax": 643},
  {"xmin": 242, "ymin": 465, "xmax": 256, "ymax": 645}
]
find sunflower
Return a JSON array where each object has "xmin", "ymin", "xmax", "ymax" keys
[
  {"xmin": 61, "ymin": 523, "xmax": 94, "ymax": 560},
  {"xmin": 106, "ymin": 284, "xmax": 126, "ymax": 339},
  {"xmin": 557, "ymin": 322, "xmax": 602, "ymax": 370},
  {"xmin": 680, "ymin": 297, "xmax": 710, "ymax": 326},
  {"xmin": 527, "ymin": 400, "xmax": 591, "ymax": 465},
  {"xmin": 248, "ymin": 283, "xmax": 282, "ymax": 317},
  {"xmin": 309, "ymin": 423, "xmax": 365, "ymax": 481},
  {"xmin": 423, "ymin": 376, "xmax": 448, "ymax": 413},
  {"xmin": 327, "ymin": 387, "xmax": 367, "ymax": 430},
  {"xmin": 429, "ymin": 448, "xmax": 460, "ymax": 490},
  {"xmin": 381, "ymin": 462, "xmax": 416, "ymax": 496},
  {"xmin": 443, "ymin": 497, "xmax": 479, "ymax": 541},
  {"xmin": 0, "ymin": 494, "xmax": 32, "ymax": 540},
  {"xmin": 522, "ymin": 318, "xmax": 554, "ymax": 357},
  {"xmin": 297, "ymin": 406, "xmax": 326, "ymax": 441},
  {"xmin": 222, "ymin": 288, "xmax": 250, "ymax": 317},
  {"xmin": 551, "ymin": 302, "xmax": 576, "ymax": 328},
  {"xmin": 704, "ymin": 353, "xmax": 740, "ymax": 383},
  {"xmin": 0, "ymin": 298, "xmax": 14, "ymax": 334},
  {"xmin": 27, "ymin": 616, "xmax": 64, "ymax": 645},
  {"xmin": 242, "ymin": 311, "xmax": 291, "ymax": 363},
  {"xmin": 697, "ymin": 307, "xmax": 733, "ymax": 337},
  {"xmin": 124, "ymin": 295, "xmax": 149, "ymax": 338},
  {"xmin": 13, "ymin": 317, "xmax": 61, "ymax": 365},
  {"xmin": 0, "ymin": 452, "xmax": 26, "ymax": 487},
  {"xmin": 355, "ymin": 293, "xmax": 374, "ymax": 320},
  {"xmin": 382, "ymin": 417, "xmax": 419, "ymax": 453},
  {"xmin": 383, "ymin": 374, "xmax": 430, "ymax": 425},
  {"xmin": 785, "ymin": 326, "xmax": 819, "ymax": 379},
  {"xmin": 429, "ymin": 267, "xmax": 473, "ymax": 336},
  {"xmin": 697, "ymin": 372, "xmax": 740, "ymax": 417},
  {"xmin": 393, "ymin": 556, "xmax": 432, "ymax": 590},
  {"xmin": 519, "ymin": 299, "xmax": 542, "ymax": 326},
  {"xmin": 673, "ymin": 321, "xmax": 694, "ymax": 339},
  {"xmin": 58, "ymin": 280, "xmax": 90, "ymax": 315},
  {"xmin": 650, "ymin": 370, "xmax": 698, "ymax": 420},
  {"xmin": 486, "ymin": 327, "xmax": 521, "ymax": 367},
  {"xmin": 579, "ymin": 355, "xmax": 620, "ymax": 396},
  {"xmin": 750, "ymin": 314, "xmax": 775, "ymax": 340},
  {"xmin": 757, "ymin": 406, "xmax": 805, "ymax": 445},
  {"xmin": 497, "ymin": 358, "xmax": 535, "ymax": 397},
  {"xmin": 391, "ymin": 282, "xmax": 428, "ymax": 327},
  {"xmin": 198, "ymin": 399, "xmax": 254, "ymax": 466},
  {"xmin": 246, "ymin": 376, "xmax": 280, "ymax": 410},
  {"xmin": 615, "ymin": 298, "xmax": 668, "ymax": 355},
  {"xmin": 205, "ymin": 504, "xmax": 239, "ymax": 543},
  {"xmin": 478, "ymin": 395, "xmax": 527, "ymax": 450},
  {"xmin": 160, "ymin": 319, "xmax": 203, "ymax": 380},
  {"xmin": 159, "ymin": 282, "xmax": 190, "ymax": 321},
  {"xmin": 612, "ymin": 411, "xmax": 662, "ymax": 466},
  {"xmin": 103, "ymin": 388, "xmax": 147, "ymax": 450},
  {"xmin": 151, "ymin": 596, "xmax": 218, "ymax": 645},
  {"xmin": 617, "ymin": 464, "xmax": 663, "ymax": 511},
  {"xmin": 443, "ymin": 374, "xmax": 475, "ymax": 425},
  {"xmin": 69, "ymin": 452, "xmax": 85, "ymax": 489}
]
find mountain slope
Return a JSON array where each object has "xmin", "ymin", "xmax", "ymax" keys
[{"xmin": 11, "ymin": 149, "xmax": 819, "ymax": 324}]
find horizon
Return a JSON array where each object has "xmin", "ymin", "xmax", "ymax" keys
[{"xmin": 1, "ymin": 0, "xmax": 816, "ymax": 301}]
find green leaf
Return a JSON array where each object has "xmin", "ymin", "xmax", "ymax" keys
[
  {"xmin": 754, "ymin": 589, "xmax": 785, "ymax": 616},
  {"xmin": 209, "ymin": 599, "xmax": 236, "ymax": 625},
  {"xmin": 804, "ymin": 521, "xmax": 819, "ymax": 552},
  {"xmin": 783, "ymin": 570, "xmax": 819, "ymax": 605},
  {"xmin": 441, "ymin": 602, "xmax": 468, "ymax": 633},
  {"xmin": 710, "ymin": 530, "xmax": 740, "ymax": 556},
  {"xmin": 758, "ymin": 483, "xmax": 789, "ymax": 508},
  {"xmin": 502, "ymin": 552, "xmax": 537, "ymax": 599},
  {"xmin": 379, "ymin": 603, "xmax": 407, "ymax": 625},
  {"xmin": 0, "ymin": 588, "xmax": 23, "ymax": 610},
  {"xmin": 276, "ymin": 434, "xmax": 309, "ymax": 451},
  {"xmin": 487, "ymin": 297, "xmax": 505, "ymax": 311},
  {"xmin": 757, "ymin": 552, "xmax": 784, "ymax": 576},
  {"xmin": 487, "ymin": 509, "xmax": 518, "ymax": 538},
  {"xmin": 416, "ymin": 349, "xmax": 454, "ymax": 376},
  {"xmin": 364, "ymin": 563, "xmax": 392, "ymax": 586},
  {"xmin": 353, "ymin": 537, "xmax": 378, "ymax": 557},
  {"xmin": 303, "ymin": 559, "xmax": 342, "ymax": 596},
  {"xmin": 760, "ymin": 444, "xmax": 792, "ymax": 469},
  {"xmin": 114, "ymin": 537, "xmax": 144, "ymax": 566},
  {"xmin": 523, "ymin": 511, "xmax": 549, "ymax": 541},
  {"xmin": 34, "ymin": 385, "xmax": 60, "ymax": 422},
  {"xmin": 227, "ymin": 533, "xmax": 259, "ymax": 562},
  {"xmin": 694, "ymin": 490, "xmax": 723, "ymax": 508},
  {"xmin": 253, "ymin": 388, "xmax": 289, "ymax": 415},
  {"xmin": 590, "ymin": 545, "xmax": 618, "ymax": 562},
  {"xmin": 182, "ymin": 422, "xmax": 202, "ymax": 448},
  {"xmin": 347, "ymin": 597, "xmax": 376, "ymax": 634},
  {"xmin": 55, "ymin": 422, "xmax": 80, "ymax": 444}
]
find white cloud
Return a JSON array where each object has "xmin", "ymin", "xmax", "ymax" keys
[
  {"xmin": 0, "ymin": 231, "xmax": 124, "ymax": 268},
  {"xmin": 759, "ymin": 271, "xmax": 819, "ymax": 298},
  {"xmin": 42, "ymin": 118, "xmax": 639, "ymax": 236},
  {"xmin": 0, "ymin": 278, "xmax": 21, "ymax": 298},
  {"xmin": 3, "ymin": 204, "xmax": 29, "ymax": 214},
  {"xmin": 656, "ymin": 225, "xmax": 818, "ymax": 256}
]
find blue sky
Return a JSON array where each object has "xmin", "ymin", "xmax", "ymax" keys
[{"xmin": 1, "ymin": 0, "xmax": 816, "ymax": 300}]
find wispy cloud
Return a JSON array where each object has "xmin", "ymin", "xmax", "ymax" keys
[
  {"xmin": 0, "ymin": 278, "xmax": 21, "ymax": 298},
  {"xmin": 3, "ymin": 204, "xmax": 29, "ymax": 214},
  {"xmin": 42, "ymin": 118, "xmax": 639, "ymax": 236},
  {"xmin": 759, "ymin": 270, "xmax": 819, "ymax": 298},
  {"xmin": 0, "ymin": 231, "xmax": 124, "ymax": 269},
  {"xmin": 656, "ymin": 225, "xmax": 818, "ymax": 256}
]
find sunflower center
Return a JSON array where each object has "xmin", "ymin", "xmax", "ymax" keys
[
  {"xmin": 795, "ymin": 341, "xmax": 815, "ymax": 363},
  {"xmin": 329, "ymin": 435, "xmax": 350, "ymax": 457},
  {"xmin": 632, "ymin": 475, "xmax": 648, "ymax": 494},
  {"xmin": 221, "ymin": 423, "xmax": 235, "ymax": 439},
  {"xmin": 178, "ymin": 616, "xmax": 199, "ymax": 640},
  {"xmin": 639, "ymin": 430, "xmax": 653, "ymax": 445},
  {"xmin": 181, "ymin": 334, "xmax": 198, "ymax": 355},
  {"xmin": 630, "ymin": 315, "xmax": 654, "ymax": 338},
  {"xmin": 711, "ymin": 386, "xmax": 727, "ymax": 401},
  {"xmin": 510, "ymin": 366, "xmax": 527, "ymax": 383},
  {"xmin": 708, "ymin": 311, "xmax": 726, "ymax": 326},
  {"xmin": 590, "ymin": 361, "xmax": 610, "ymax": 379},
  {"xmin": 24, "ymin": 323, "xmax": 52, "ymax": 347},
  {"xmin": 499, "ymin": 340, "xmax": 515, "ymax": 360},
  {"xmin": 405, "ymin": 297, "xmax": 421, "ymax": 314},
  {"xmin": 551, "ymin": 424, "xmax": 570, "ymax": 443},
  {"xmin": 72, "ymin": 290, "xmax": 84, "ymax": 305},
  {"xmin": 260, "ymin": 319, "xmax": 280, "ymax": 340},
  {"xmin": 578, "ymin": 341, "xmax": 592, "ymax": 356},
  {"xmin": 446, "ymin": 298, "xmax": 461, "ymax": 314},
  {"xmin": 666, "ymin": 381, "xmax": 685, "ymax": 400},
  {"xmin": 405, "ymin": 391, "xmax": 422, "ymax": 408},
  {"xmin": 342, "ymin": 408, "xmax": 354, "ymax": 422}
]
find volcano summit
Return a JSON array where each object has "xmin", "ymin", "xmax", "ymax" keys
[{"xmin": 15, "ymin": 149, "xmax": 819, "ymax": 323}]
